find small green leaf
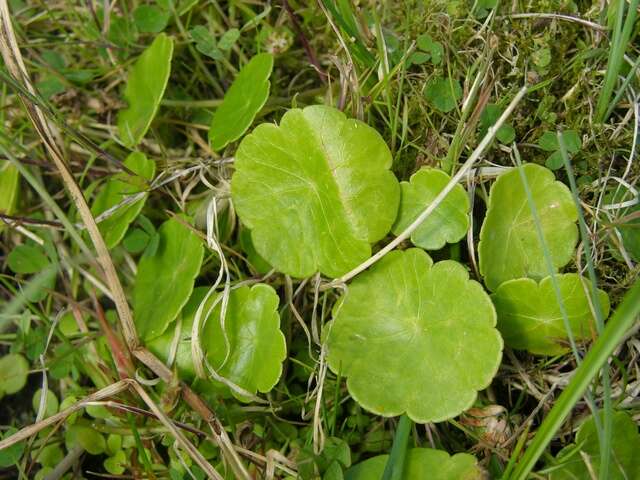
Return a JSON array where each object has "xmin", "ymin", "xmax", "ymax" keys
[
  {"xmin": 7, "ymin": 244, "xmax": 50, "ymax": 274},
  {"xmin": 392, "ymin": 168, "xmax": 469, "ymax": 250},
  {"xmin": 345, "ymin": 448, "xmax": 482, "ymax": 479},
  {"xmin": 35, "ymin": 444, "xmax": 64, "ymax": 468},
  {"xmin": 218, "ymin": 28, "xmax": 240, "ymax": 51},
  {"xmin": 36, "ymin": 76, "xmax": 65, "ymax": 99},
  {"xmin": 232, "ymin": 105, "xmax": 400, "ymax": 278},
  {"xmin": 479, "ymin": 104, "xmax": 516, "ymax": 144},
  {"xmin": 0, "ymin": 161, "xmax": 19, "ymax": 233},
  {"xmin": 134, "ymin": 216, "xmax": 204, "ymax": 340},
  {"xmin": 407, "ymin": 51, "xmax": 431, "ymax": 65},
  {"xmin": 609, "ymin": 190, "xmax": 640, "ymax": 262},
  {"xmin": 32, "ymin": 388, "xmax": 59, "ymax": 417},
  {"xmin": 123, "ymin": 228, "xmax": 151, "ymax": 253},
  {"xmin": 190, "ymin": 25, "xmax": 222, "ymax": 60},
  {"xmin": 538, "ymin": 130, "xmax": 582, "ymax": 170},
  {"xmin": 117, "ymin": 33, "xmax": 174, "ymax": 147},
  {"xmin": 202, "ymin": 284, "xmax": 286, "ymax": 397},
  {"xmin": 416, "ymin": 34, "xmax": 443, "ymax": 65},
  {"xmin": 104, "ymin": 450, "xmax": 127, "ymax": 475},
  {"xmin": 326, "ymin": 249, "xmax": 502, "ymax": 422},
  {"xmin": 209, "ymin": 53, "xmax": 274, "ymax": 151},
  {"xmin": 0, "ymin": 428, "xmax": 25, "ymax": 468},
  {"xmin": 478, "ymin": 164, "xmax": 578, "ymax": 291},
  {"xmin": 550, "ymin": 411, "xmax": 640, "ymax": 479},
  {"xmin": 91, "ymin": 152, "xmax": 155, "ymax": 249},
  {"xmin": 65, "ymin": 423, "xmax": 106, "ymax": 455},
  {"xmin": 532, "ymin": 47, "xmax": 551, "ymax": 68},
  {"xmin": 492, "ymin": 274, "xmax": 610, "ymax": 355},
  {"xmin": 424, "ymin": 77, "xmax": 462, "ymax": 113},
  {"xmin": 133, "ymin": 5, "xmax": 170, "ymax": 33},
  {"xmin": 0, "ymin": 354, "xmax": 29, "ymax": 398}
]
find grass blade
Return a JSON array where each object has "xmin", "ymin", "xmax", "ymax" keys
[{"xmin": 382, "ymin": 415, "xmax": 412, "ymax": 480}]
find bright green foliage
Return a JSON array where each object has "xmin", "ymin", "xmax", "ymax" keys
[
  {"xmin": 133, "ymin": 217, "xmax": 203, "ymax": 340},
  {"xmin": 190, "ymin": 25, "xmax": 221, "ymax": 60},
  {"xmin": 133, "ymin": 5, "xmax": 170, "ymax": 33},
  {"xmin": 0, "ymin": 162, "xmax": 19, "ymax": 233},
  {"xmin": 65, "ymin": 423, "xmax": 106, "ymax": 455},
  {"xmin": 326, "ymin": 249, "xmax": 502, "ymax": 422},
  {"xmin": 232, "ymin": 105, "xmax": 400, "ymax": 278},
  {"xmin": 492, "ymin": 274, "xmax": 610, "ymax": 355},
  {"xmin": 0, "ymin": 354, "xmax": 29, "ymax": 399},
  {"xmin": 345, "ymin": 448, "xmax": 482, "ymax": 479},
  {"xmin": 239, "ymin": 228, "xmax": 272, "ymax": 274},
  {"xmin": 479, "ymin": 104, "xmax": 516, "ymax": 144},
  {"xmin": 392, "ymin": 167, "xmax": 469, "ymax": 250},
  {"xmin": 538, "ymin": 130, "xmax": 582, "ymax": 170},
  {"xmin": 91, "ymin": 152, "xmax": 155, "ymax": 249},
  {"xmin": 424, "ymin": 77, "xmax": 462, "ymax": 113},
  {"xmin": 209, "ymin": 53, "xmax": 274, "ymax": 151},
  {"xmin": 117, "ymin": 33, "xmax": 173, "ymax": 147},
  {"xmin": 203, "ymin": 284, "xmax": 286, "ymax": 396},
  {"xmin": 478, "ymin": 164, "xmax": 578, "ymax": 291},
  {"xmin": 550, "ymin": 411, "xmax": 640, "ymax": 479},
  {"xmin": 7, "ymin": 244, "xmax": 50, "ymax": 274}
]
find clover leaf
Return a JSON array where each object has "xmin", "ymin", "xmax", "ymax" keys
[
  {"xmin": 392, "ymin": 167, "xmax": 469, "ymax": 250},
  {"xmin": 345, "ymin": 448, "xmax": 482, "ymax": 479},
  {"xmin": 232, "ymin": 105, "xmax": 400, "ymax": 278},
  {"xmin": 209, "ymin": 53, "xmax": 273, "ymax": 151},
  {"xmin": 538, "ymin": 130, "xmax": 581, "ymax": 170},
  {"xmin": 492, "ymin": 274, "xmax": 610, "ymax": 355},
  {"xmin": 0, "ymin": 428, "xmax": 25, "ymax": 468},
  {"xmin": 424, "ymin": 77, "xmax": 462, "ymax": 113},
  {"xmin": 0, "ymin": 353, "xmax": 29, "ymax": 399},
  {"xmin": 550, "ymin": 411, "xmax": 640, "ymax": 479},
  {"xmin": 7, "ymin": 244, "xmax": 50, "ymax": 274},
  {"xmin": 607, "ymin": 188, "xmax": 640, "ymax": 262},
  {"xmin": 202, "ymin": 284, "xmax": 286, "ymax": 397},
  {"xmin": 479, "ymin": 104, "xmax": 516, "ymax": 144},
  {"xmin": 326, "ymin": 248, "xmax": 502, "ymax": 422},
  {"xmin": 408, "ymin": 33, "xmax": 443, "ymax": 65},
  {"xmin": 118, "ymin": 33, "xmax": 173, "ymax": 147},
  {"xmin": 65, "ymin": 423, "xmax": 106, "ymax": 455},
  {"xmin": 91, "ymin": 152, "xmax": 155, "ymax": 249},
  {"xmin": 478, "ymin": 163, "xmax": 578, "ymax": 291},
  {"xmin": 134, "ymin": 216, "xmax": 203, "ymax": 340},
  {"xmin": 132, "ymin": 5, "xmax": 170, "ymax": 33}
]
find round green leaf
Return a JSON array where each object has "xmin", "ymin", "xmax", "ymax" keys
[
  {"xmin": 134, "ymin": 216, "xmax": 204, "ymax": 340},
  {"xmin": 209, "ymin": 53, "xmax": 273, "ymax": 151},
  {"xmin": 326, "ymin": 249, "xmax": 502, "ymax": 422},
  {"xmin": 91, "ymin": 152, "xmax": 155, "ymax": 249},
  {"xmin": 424, "ymin": 77, "xmax": 462, "ymax": 113},
  {"xmin": 133, "ymin": 5, "xmax": 170, "ymax": 33},
  {"xmin": 0, "ymin": 354, "xmax": 29, "ymax": 398},
  {"xmin": 0, "ymin": 428, "xmax": 25, "ymax": 468},
  {"xmin": 104, "ymin": 449, "xmax": 127, "ymax": 475},
  {"xmin": 345, "ymin": 448, "xmax": 482, "ymax": 479},
  {"xmin": 492, "ymin": 274, "xmax": 610, "ymax": 355},
  {"xmin": 7, "ymin": 244, "xmax": 50, "ymax": 274},
  {"xmin": 551, "ymin": 411, "xmax": 640, "ymax": 479},
  {"xmin": 117, "ymin": 33, "xmax": 173, "ymax": 147},
  {"xmin": 32, "ymin": 388, "xmax": 59, "ymax": 417},
  {"xmin": 65, "ymin": 423, "xmax": 106, "ymax": 455},
  {"xmin": 392, "ymin": 167, "xmax": 469, "ymax": 250},
  {"xmin": 203, "ymin": 284, "xmax": 286, "ymax": 396},
  {"xmin": 35, "ymin": 444, "xmax": 64, "ymax": 468},
  {"xmin": 478, "ymin": 163, "xmax": 578, "ymax": 291},
  {"xmin": 232, "ymin": 105, "xmax": 400, "ymax": 278}
]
